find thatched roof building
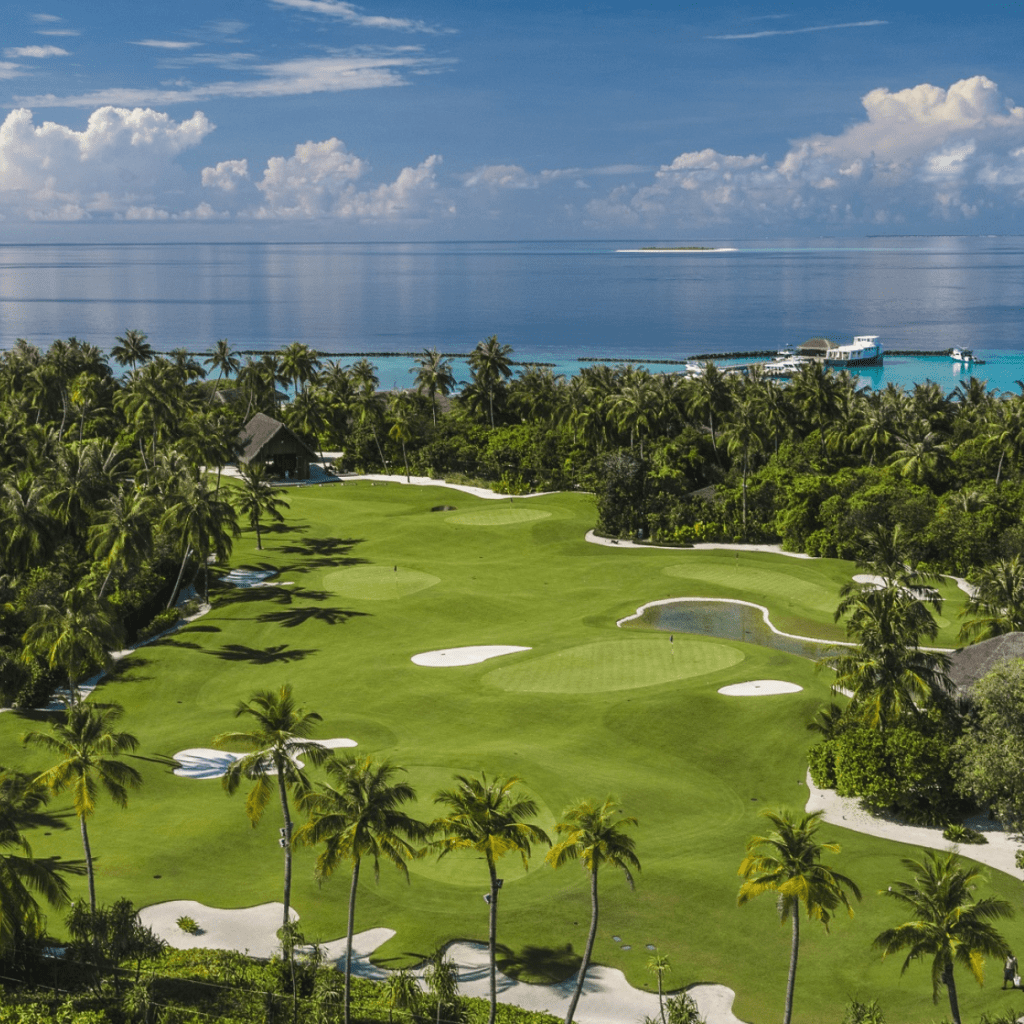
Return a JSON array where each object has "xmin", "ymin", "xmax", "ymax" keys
[
  {"xmin": 947, "ymin": 632, "xmax": 1024, "ymax": 693},
  {"xmin": 236, "ymin": 412, "xmax": 319, "ymax": 481}
]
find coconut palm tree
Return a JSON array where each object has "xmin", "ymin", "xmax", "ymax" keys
[
  {"xmin": 233, "ymin": 462, "xmax": 290, "ymax": 551},
  {"xmin": 874, "ymin": 848, "xmax": 1013, "ymax": 1024},
  {"xmin": 468, "ymin": 336, "xmax": 513, "ymax": 428},
  {"xmin": 23, "ymin": 703, "xmax": 143, "ymax": 912},
  {"xmin": 295, "ymin": 754, "xmax": 426, "ymax": 1024},
  {"xmin": 90, "ymin": 486, "xmax": 156, "ymax": 600},
  {"xmin": 350, "ymin": 380, "xmax": 388, "ymax": 473},
  {"xmin": 722, "ymin": 392, "xmax": 764, "ymax": 536},
  {"xmin": 377, "ymin": 969, "xmax": 420, "ymax": 1023},
  {"xmin": 214, "ymin": 686, "xmax": 325, "ymax": 931},
  {"xmin": 431, "ymin": 772, "xmax": 550, "ymax": 1024},
  {"xmin": 279, "ymin": 342, "xmax": 321, "ymax": 399},
  {"xmin": 386, "ymin": 392, "xmax": 418, "ymax": 482},
  {"xmin": 646, "ymin": 952, "xmax": 670, "ymax": 1024},
  {"xmin": 424, "ymin": 949, "xmax": 460, "ymax": 1024},
  {"xmin": 0, "ymin": 766, "xmax": 71, "ymax": 953},
  {"xmin": 738, "ymin": 808, "xmax": 861, "ymax": 1024},
  {"xmin": 958, "ymin": 555, "xmax": 1024, "ymax": 643},
  {"xmin": 206, "ymin": 339, "xmax": 240, "ymax": 403},
  {"xmin": 162, "ymin": 472, "xmax": 240, "ymax": 606},
  {"xmin": 546, "ymin": 797, "xmax": 640, "ymax": 1024},
  {"xmin": 411, "ymin": 348, "xmax": 456, "ymax": 427},
  {"xmin": 111, "ymin": 329, "xmax": 153, "ymax": 374},
  {"xmin": 20, "ymin": 586, "xmax": 119, "ymax": 706}
]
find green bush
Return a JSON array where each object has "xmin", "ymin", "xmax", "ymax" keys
[
  {"xmin": 176, "ymin": 916, "xmax": 201, "ymax": 935},
  {"xmin": 135, "ymin": 608, "xmax": 181, "ymax": 644},
  {"xmin": 942, "ymin": 822, "xmax": 987, "ymax": 844}
]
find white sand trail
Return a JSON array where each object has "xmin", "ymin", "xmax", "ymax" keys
[{"xmin": 173, "ymin": 738, "xmax": 358, "ymax": 779}]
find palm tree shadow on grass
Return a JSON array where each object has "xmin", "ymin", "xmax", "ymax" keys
[
  {"xmin": 256, "ymin": 607, "xmax": 368, "ymax": 628},
  {"xmin": 206, "ymin": 643, "xmax": 317, "ymax": 665},
  {"xmin": 276, "ymin": 536, "xmax": 367, "ymax": 570},
  {"xmin": 496, "ymin": 943, "xmax": 579, "ymax": 985}
]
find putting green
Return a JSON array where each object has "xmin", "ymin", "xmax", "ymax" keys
[
  {"xmin": 446, "ymin": 507, "xmax": 552, "ymax": 526},
  {"xmin": 484, "ymin": 638, "xmax": 744, "ymax": 693},
  {"xmin": 322, "ymin": 565, "xmax": 439, "ymax": 600}
]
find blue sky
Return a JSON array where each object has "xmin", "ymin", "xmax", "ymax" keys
[{"xmin": 2, "ymin": 1, "xmax": 1024, "ymax": 239}]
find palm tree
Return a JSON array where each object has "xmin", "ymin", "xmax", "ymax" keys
[
  {"xmin": 111, "ymin": 330, "xmax": 153, "ymax": 374},
  {"xmin": 546, "ymin": 797, "xmax": 640, "ymax": 1024},
  {"xmin": 350, "ymin": 381, "xmax": 389, "ymax": 473},
  {"xmin": 23, "ymin": 703, "xmax": 143, "ymax": 912},
  {"xmin": 387, "ymin": 392, "xmax": 418, "ymax": 482},
  {"xmin": 279, "ymin": 342, "xmax": 321, "ymax": 399},
  {"xmin": 431, "ymin": 772, "xmax": 549, "ymax": 1024},
  {"xmin": 958, "ymin": 555, "xmax": 1024, "ymax": 642},
  {"xmin": 295, "ymin": 755, "xmax": 426, "ymax": 1024},
  {"xmin": 874, "ymin": 848, "xmax": 1013, "ymax": 1024},
  {"xmin": 233, "ymin": 462, "xmax": 290, "ymax": 551},
  {"xmin": 206, "ymin": 339, "xmax": 240, "ymax": 403},
  {"xmin": 411, "ymin": 348, "xmax": 456, "ymax": 427},
  {"xmin": 20, "ymin": 586, "xmax": 119, "ymax": 706},
  {"xmin": 0, "ymin": 767, "xmax": 71, "ymax": 952},
  {"xmin": 646, "ymin": 952, "xmax": 670, "ymax": 1024},
  {"xmin": 608, "ymin": 371, "xmax": 661, "ymax": 458},
  {"xmin": 722, "ymin": 392, "xmax": 764, "ymax": 536},
  {"xmin": 162, "ymin": 473, "xmax": 240, "ymax": 606},
  {"xmin": 686, "ymin": 362, "xmax": 732, "ymax": 459},
  {"xmin": 89, "ymin": 486, "xmax": 155, "ymax": 600},
  {"xmin": 468, "ymin": 336, "xmax": 513, "ymax": 428},
  {"xmin": 738, "ymin": 808, "xmax": 861, "ymax": 1024},
  {"xmin": 424, "ymin": 948, "xmax": 460, "ymax": 1024},
  {"xmin": 377, "ymin": 969, "xmax": 420, "ymax": 1024},
  {"xmin": 214, "ymin": 685, "xmax": 325, "ymax": 931}
]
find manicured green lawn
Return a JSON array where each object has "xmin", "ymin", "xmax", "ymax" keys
[{"xmin": 4, "ymin": 484, "xmax": 1014, "ymax": 1024}]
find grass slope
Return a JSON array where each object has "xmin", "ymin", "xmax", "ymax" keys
[{"xmin": 2, "ymin": 485, "xmax": 1012, "ymax": 1024}]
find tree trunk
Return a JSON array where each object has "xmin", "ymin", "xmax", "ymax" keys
[
  {"xmin": 278, "ymin": 769, "xmax": 293, "ymax": 930},
  {"xmin": 167, "ymin": 545, "xmax": 192, "ymax": 610},
  {"xmin": 81, "ymin": 814, "xmax": 97, "ymax": 913},
  {"xmin": 996, "ymin": 450, "xmax": 1005, "ymax": 486},
  {"xmin": 741, "ymin": 449, "xmax": 748, "ymax": 534},
  {"xmin": 945, "ymin": 965, "xmax": 962, "ymax": 1024},
  {"xmin": 372, "ymin": 429, "xmax": 390, "ymax": 475},
  {"xmin": 564, "ymin": 867, "xmax": 599, "ymax": 1024},
  {"xmin": 255, "ymin": 516, "xmax": 263, "ymax": 551},
  {"xmin": 783, "ymin": 908, "xmax": 799, "ymax": 1024},
  {"xmin": 487, "ymin": 857, "xmax": 499, "ymax": 1024},
  {"xmin": 402, "ymin": 441, "xmax": 410, "ymax": 483},
  {"xmin": 98, "ymin": 565, "xmax": 114, "ymax": 601},
  {"xmin": 343, "ymin": 858, "xmax": 360, "ymax": 1024}
]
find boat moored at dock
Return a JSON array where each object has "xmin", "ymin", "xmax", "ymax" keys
[{"xmin": 797, "ymin": 335, "xmax": 884, "ymax": 367}]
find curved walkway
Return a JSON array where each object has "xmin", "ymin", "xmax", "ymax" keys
[
  {"xmin": 140, "ymin": 901, "xmax": 749, "ymax": 1024},
  {"xmin": 805, "ymin": 771, "xmax": 1023, "ymax": 879},
  {"xmin": 336, "ymin": 471, "xmax": 559, "ymax": 501}
]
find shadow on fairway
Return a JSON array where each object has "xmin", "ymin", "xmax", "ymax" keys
[
  {"xmin": 497, "ymin": 942, "xmax": 579, "ymax": 984},
  {"xmin": 256, "ymin": 607, "xmax": 369, "ymax": 628},
  {"xmin": 205, "ymin": 643, "xmax": 317, "ymax": 664},
  {"xmin": 277, "ymin": 536, "xmax": 367, "ymax": 569}
]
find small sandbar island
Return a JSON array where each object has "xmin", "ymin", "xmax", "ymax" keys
[{"xmin": 616, "ymin": 245, "xmax": 739, "ymax": 252}]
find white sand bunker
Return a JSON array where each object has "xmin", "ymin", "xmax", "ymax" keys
[
  {"xmin": 139, "ymin": 901, "xmax": 299, "ymax": 959},
  {"xmin": 412, "ymin": 645, "xmax": 531, "ymax": 667},
  {"xmin": 718, "ymin": 680, "xmax": 803, "ymax": 696},
  {"xmin": 173, "ymin": 737, "xmax": 357, "ymax": 779}
]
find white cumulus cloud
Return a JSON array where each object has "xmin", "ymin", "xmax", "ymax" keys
[
  {"xmin": 0, "ymin": 106, "xmax": 214, "ymax": 221},
  {"xmin": 269, "ymin": 0, "xmax": 454, "ymax": 33},
  {"xmin": 236, "ymin": 137, "xmax": 441, "ymax": 220},
  {"xmin": 202, "ymin": 158, "xmax": 250, "ymax": 191},
  {"xmin": 586, "ymin": 76, "xmax": 1024, "ymax": 229}
]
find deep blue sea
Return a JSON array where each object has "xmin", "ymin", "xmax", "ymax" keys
[{"xmin": 1, "ymin": 237, "xmax": 1022, "ymax": 393}]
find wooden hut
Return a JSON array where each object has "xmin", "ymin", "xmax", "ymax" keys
[{"xmin": 236, "ymin": 412, "xmax": 320, "ymax": 481}]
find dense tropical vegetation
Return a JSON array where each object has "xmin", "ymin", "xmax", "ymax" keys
[{"xmin": 4, "ymin": 332, "xmax": 1024, "ymax": 1021}]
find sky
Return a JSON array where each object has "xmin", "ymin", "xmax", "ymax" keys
[{"xmin": 2, "ymin": 1, "xmax": 1024, "ymax": 240}]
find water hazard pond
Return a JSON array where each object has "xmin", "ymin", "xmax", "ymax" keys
[{"xmin": 629, "ymin": 599, "xmax": 844, "ymax": 661}]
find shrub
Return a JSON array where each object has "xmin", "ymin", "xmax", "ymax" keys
[
  {"xmin": 942, "ymin": 822, "xmax": 987, "ymax": 844},
  {"xmin": 135, "ymin": 608, "xmax": 181, "ymax": 644},
  {"xmin": 843, "ymin": 999, "xmax": 886, "ymax": 1024},
  {"xmin": 176, "ymin": 916, "xmax": 201, "ymax": 935}
]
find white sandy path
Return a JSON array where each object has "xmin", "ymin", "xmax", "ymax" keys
[
  {"xmin": 586, "ymin": 529, "xmax": 815, "ymax": 559},
  {"xmin": 173, "ymin": 738, "xmax": 358, "ymax": 779},
  {"xmin": 719, "ymin": 680, "xmax": 802, "ymax": 696},
  {"xmin": 412, "ymin": 645, "xmax": 531, "ymax": 667},
  {"xmin": 805, "ymin": 771, "xmax": 1024, "ymax": 879},
  {"xmin": 140, "ymin": 901, "xmax": 748, "ymax": 1024},
  {"xmin": 334, "ymin": 470, "xmax": 558, "ymax": 501}
]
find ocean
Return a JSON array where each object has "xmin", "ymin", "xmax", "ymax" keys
[{"xmin": 2, "ymin": 237, "xmax": 1023, "ymax": 393}]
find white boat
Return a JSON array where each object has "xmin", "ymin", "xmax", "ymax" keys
[
  {"xmin": 951, "ymin": 348, "xmax": 973, "ymax": 363},
  {"xmin": 764, "ymin": 348, "xmax": 806, "ymax": 377},
  {"xmin": 796, "ymin": 335, "xmax": 883, "ymax": 367}
]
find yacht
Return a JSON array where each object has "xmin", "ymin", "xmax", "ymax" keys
[
  {"xmin": 951, "ymin": 348, "xmax": 973, "ymax": 363},
  {"xmin": 821, "ymin": 335, "xmax": 884, "ymax": 368}
]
